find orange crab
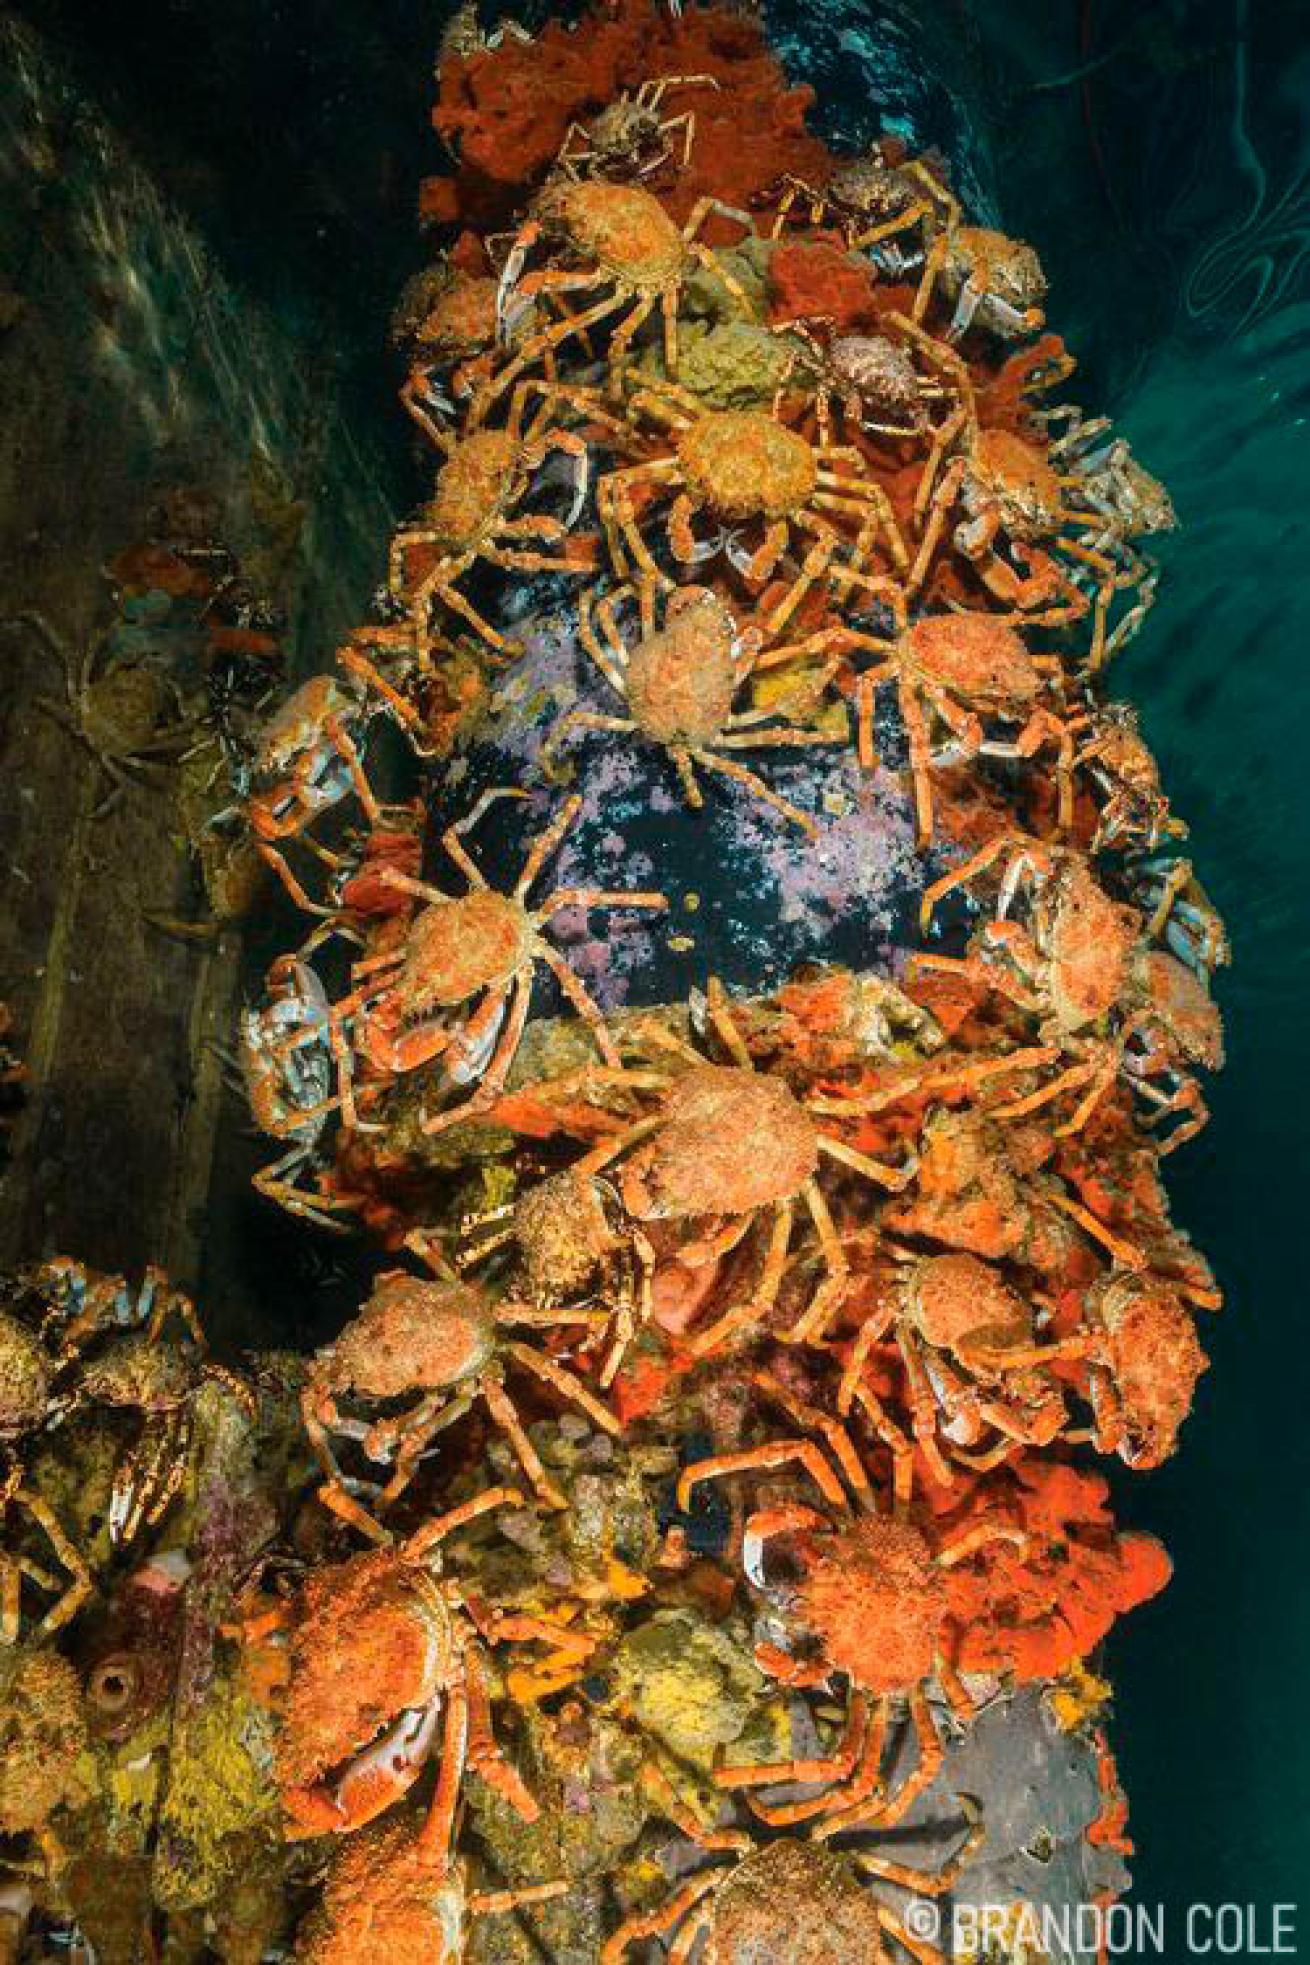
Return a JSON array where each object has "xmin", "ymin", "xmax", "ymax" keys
[
  {"xmin": 919, "ymin": 836, "xmax": 1139, "ymax": 1020},
  {"xmin": 301, "ymin": 1239, "xmax": 619, "ymax": 1525},
  {"xmin": 846, "ymin": 605, "xmax": 1074, "ymax": 844},
  {"xmin": 394, "ymin": 264, "xmax": 505, "ymax": 446},
  {"xmin": 838, "ymin": 1250, "xmax": 1070, "ymax": 1486},
  {"xmin": 1068, "ymin": 702, "xmax": 1184, "ymax": 852},
  {"xmin": 596, "ymin": 380, "xmax": 908, "ymax": 617},
  {"xmin": 914, "ymin": 221, "xmax": 1047, "ymax": 340},
  {"xmin": 1048, "ymin": 1268, "xmax": 1210, "ymax": 1469},
  {"xmin": 552, "ymin": 581, "xmax": 851, "ymax": 836},
  {"xmin": 297, "ymin": 1811, "xmax": 566, "ymax": 1964},
  {"xmin": 559, "ymin": 980, "xmax": 923, "ymax": 1353},
  {"xmin": 602, "ymin": 1820, "xmax": 981, "ymax": 1965},
  {"xmin": 387, "ymin": 378, "xmax": 623, "ymax": 659},
  {"xmin": 495, "ymin": 181, "xmax": 758, "ymax": 383},
  {"xmin": 677, "ymin": 1374, "xmax": 1024, "ymax": 1837},
  {"xmin": 269, "ymin": 1488, "xmax": 574, "ymax": 1843},
  {"xmin": 328, "ymin": 789, "xmax": 665, "ymax": 1132},
  {"xmin": 245, "ymin": 675, "xmax": 386, "ymax": 868},
  {"xmin": 909, "ymin": 421, "xmax": 1118, "ymax": 637},
  {"xmin": 918, "ymin": 839, "xmax": 1220, "ymax": 1148}
]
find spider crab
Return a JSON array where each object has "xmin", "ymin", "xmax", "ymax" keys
[
  {"xmin": 548, "ymin": 980, "xmax": 926, "ymax": 1356},
  {"xmin": 302, "ymin": 1234, "xmax": 619, "ymax": 1528},
  {"xmin": 1067, "ymin": 703, "xmax": 1185, "ymax": 853},
  {"xmin": 770, "ymin": 311, "xmax": 966, "ymax": 450},
  {"xmin": 1127, "ymin": 851, "xmax": 1230, "ymax": 977},
  {"xmin": 838, "ymin": 1250, "xmax": 1070, "ymax": 1487},
  {"xmin": 1042, "ymin": 405, "xmax": 1177, "ymax": 562},
  {"xmin": 978, "ymin": 1267, "xmax": 1210, "ymax": 1472},
  {"xmin": 846, "ymin": 602, "xmax": 1074, "ymax": 844},
  {"xmin": 243, "ymin": 669, "xmax": 417, "ymax": 908},
  {"xmin": 263, "ymin": 1488, "xmax": 569, "ymax": 1843},
  {"xmin": 297, "ymin": 1810, "xmax": 566, "ymax": 1965},
  {"xmin": 495, "ymin": 181, "xmax": 758, "ymax": 383},
  {"xmin": 1063, "ymin": 1269, "xmax": 1210, "ymax": 1469},
  {"xmin": 393, "ymin": 262, "xmax": 507, "ymax": 447},
  {"xmin": 551, "ymin": 580, "xmax": 851, "ymax": 837},
  {"xmin": 459, "ymin": 1164, "xmax": 654, "ymax": 1387},
  {"xmin": 555, "ymin": 75, "xmax": 721, "ymax": 182},
  {"xmin": 69, "ymin": 1309, "xmax": 253, "ymax": 1549},
  {"xmin": 602, "ymin": 1819, "xmax": 982, "ymax": 1965},
  {"xmin": 918, "ymin": 837, "xmax": 1223, "ymax": 1148},
  {"xmin": 909, "ymin": 417, "xmax": 1118, "ymax": 638},
  {"xmin": 15, "ymin": 1258, "xmax": 249, "ymax": 1548},
  {"xmin": 241, "ymin": 955, "xmax": 356, "ymax": 1232},
  {"xmin": 11, "ymin": 610, "xmax": 197, "ymax": 818},
  {"xmin": 329, "ymin": 788, "xmax": 666, "ymax": 1133},
  {"xmin": 596, "ymin": 379, "xmax": 908, "ymax": 610},
  {"xmin": 913, "ymin": 220, "xmax": 1048, "ymax": 340},
  {"xmin": 766, "ymin": 145, "xmax": 958, "ymax": 262},
  {"xmin": 387, "ymin": 378, "xmax": 623, "ymax": 660},
  {"xmin": 677, "ymin": 1372, "xmax": 1025, "ymax": 1837}
]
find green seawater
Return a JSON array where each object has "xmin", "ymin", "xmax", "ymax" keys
[
  {"xmin": 957, "ymin": 0, "xmax": 1310, "ymax": 1940},
  {"xmin": 1101, "ymin": 319, "xmax": 1310, "ymax": 1935}
]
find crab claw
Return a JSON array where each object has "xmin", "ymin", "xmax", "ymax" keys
[
  {"xmin": 284, "ymin": 1700, "xmax": 442, "ymax": 1838},
  {"xmin": 497, "ymin": 225, "xmax": 540, "ymax": 342}
]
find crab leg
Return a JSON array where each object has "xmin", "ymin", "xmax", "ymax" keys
[
  {"xmin": 416, "ymin": 1684, "xmax": 468, "ymax": 1867},
  {"xmin": 421, "ymin": 974, "xmax": 533, "ymax": 1134},
  {"xmin": 463, "ymin": 1641, "xmax": 540, "ymax": 1817},
  {"xmin": 482, "ymin": 1376, "xmax": 568, "ymax": 1510},
  {"xmin": 641, "ymin": 1759, "xmax": 750, "ymax": 1852},
  {"xmin": 404, "ymin": 1485, "xmax": 527, "ymax": 1559},
  {"xmin": 600, "ymin": 1870, "xmax": 726, "ymax": 1965},
  {"xmin": 677, "ymin": 1441, "xmax": 847, "ymax": 1514},
  {"xmin": 695, "ymin": 749, "xmax": 817, "ymax": 835},
  {"xmin": 504, "ymin": 1340, "xmax": 621, "ymax": 1437}
]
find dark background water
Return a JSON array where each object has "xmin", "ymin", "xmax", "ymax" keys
[{"xmin": 16, "ymin": 0, "xmax": 1310, "ymax": 1945}]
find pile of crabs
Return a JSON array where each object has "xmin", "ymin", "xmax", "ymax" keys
[{"xmin": 0, "ymin": 3, "xmax": 1228, "ymax": 1961}]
